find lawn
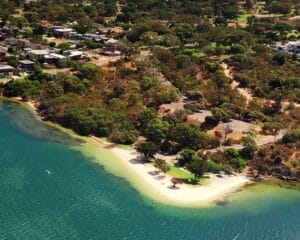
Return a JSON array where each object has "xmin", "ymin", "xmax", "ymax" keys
[{"xmin": 167, "ymin": 163, "xmax": 194, "ymax": 179}]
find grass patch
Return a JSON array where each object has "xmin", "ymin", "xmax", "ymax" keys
[
  {"xmin": 167, "ymin": 163, "xmax": 194, "ymax": 179},
  {"xmin": 151, "ymin": 162, "xmax": 207, "ymax": 185},
  {"xmin": 237, "ymin": 14, "xmax": 250, "ymax": 24},
  {"xmin": 287, "ymin": 30, "xmax": 300, "ymax": 38}
]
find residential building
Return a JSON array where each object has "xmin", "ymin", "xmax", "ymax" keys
[
  {"xmin": 53, "ymin": 28, "xmax": 74, "ymax": 38},
  {"xmin": 27, "ymin": 49, "xmax": 51, "ymax": 61},
  {"xmin": 0, "ymin": 64, "xmax": 15, "ymax": 76},
  {"xmin": 102, "ymin": 43, "xmax": 121, "ymax": 56},
  {"xmin": 44, "ymin": 53, "xmax": 67, "ymax": 65},
  {"xmin": 5, "ymin": 37, "xmax": 24, "ymax": 47},
  {"xmin": 27, "ymin": 49, "xmax": 59, "ymax": 62},
  {"xmin": 18, "ymin": 60, "xmax": 35, "ymax": 72},
  {"xmin": 63, "ymin": 50, "xmax": 85, "ymax": 60}
]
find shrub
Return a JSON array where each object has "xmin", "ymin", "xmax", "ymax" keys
[
  {"xmin": 272, "ymin": 53, "xmax": 286, "ymax": 66},
  {"xmin": 282, "ymin": 128, "xmax": 300, "ymax": 143},
  {"xmin": 206, "ymin": 160, "xmax": 232, "ymax": 174},
  {"xmin": 186, "ymin": 90, "xmax": 204, "ymax": 101}
]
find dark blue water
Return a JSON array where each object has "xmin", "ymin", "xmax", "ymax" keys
[{"xmin": 0, "ymin": 100, "xmax": 299, "ymax": 240}]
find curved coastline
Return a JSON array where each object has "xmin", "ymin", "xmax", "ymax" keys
[
  {"xmin": 80, "ymin": 137, "xmax": 253, "ymax": 207},
  {"xmin": 2, "ymin": 97, "xmax": 255, "ymax": 207}
]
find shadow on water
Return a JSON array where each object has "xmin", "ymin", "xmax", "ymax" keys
[{"xmin": 1, "ymin": 100, "xmax": 84, "ymax": 146}]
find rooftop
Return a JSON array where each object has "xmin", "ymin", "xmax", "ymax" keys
[
  {"xmin": 46, "ymin": 53, "xmax": 66, "ymax": 59},
  {"xmin": 28, "ymin": 49, "xmax": 50, "ymax": 55},
  {"xmin": 19, "ymin": 60, "xmax": 35, "ymax": 64},
  {"xmin": 54, "ymin": 28, "xmax": 74, "ymax": 32},
  {"xmin": 63, "ymin": 50, "xmax": 83, "ymax": 57},
  {"xmin": 0, "ymin": 65, "xmax": 15, "ymax": 70}
]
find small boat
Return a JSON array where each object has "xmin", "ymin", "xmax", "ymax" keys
[{"xmin": 45, "ymin": 169, "xmax": 51, "ymax": 175}]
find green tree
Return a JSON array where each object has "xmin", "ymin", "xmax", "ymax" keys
[
  {"xmin": 186, "ymin": 158, "xmax": 207, "ymax": 182},
  {"xmin": 171, "ymin": 177, "xmax": 182, "ymax": 188},
  {"xmin": 104, "ymin": 1, "xmax": 117, "ymax": 16},
  {"xmin": 140, "ymin": 76, "xmax": 156, "ymax": 91},
  {"xmin": 74, "ymin": 17, "xmax": 93, "ymax": 34},
  {"xmin": 240, "ymin": 136, "xmax": 258, "ymax": 159},
  {"xmin": 263, "ymin": 122, "xmax": 282, "ymax": 134},
  {"xmin": 177, "ymin": 149, "xmax": 201, "ymax": 167},
  {"xmin": 138, "ymin": 108, "xmax": 157, "ymax": 130},
  {"xmin": 144, "ymin": 118, "xmax": 169, "ymax": 143},
  {"xmin": 272, "ymin": 53, "xmax": 286, "ymax": 66},
  {"xmin": 154, "ymin": 158, "xmax": 170, "ymax": 174},
  {"xmin": 282, "ymin": 127, "xmax": 300, "ymax": 143},
  {"xmin": 136, "ymin": 141, "xmax": 160, "ymax": 161},
  {"xmin": 166, "ymin": 123, "xmax": 215, "ymax": 151},
  {"xmin": 244, "ymin": 0, "xmax": 253, "ymax": 11},
  {"xmin": 7, "ymin": 16, "xmax": 29, "ymax": 29}
]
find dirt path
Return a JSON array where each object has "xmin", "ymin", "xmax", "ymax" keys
[
  {"xmin": 204, "ymin": 129, "xmax": 287, "ymax": 154},
  {"xmin": 221, "ymin": 62, "xmax": 254, "ymax": 105}
]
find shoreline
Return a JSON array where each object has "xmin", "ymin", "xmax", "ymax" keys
[
  {"xmin": 88, "ymin": 135, "xmax": 253, "ymax": 207},
  {"xmin": 1, "ymin": 97, "xmax": 254, "ymax": 207}
]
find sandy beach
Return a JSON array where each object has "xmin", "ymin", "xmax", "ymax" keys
[{"xmin": 89, "ymin": 136, "xmax": 253, "ymax": 207}]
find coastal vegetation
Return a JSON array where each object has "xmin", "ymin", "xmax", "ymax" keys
[{"xmin": 0, "ymin": 0, "xmax": 299, "ymax": 184}]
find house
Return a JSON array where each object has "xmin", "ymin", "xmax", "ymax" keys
[
  {"xmin": 68, "ymin": 32, "xmax": 82, "ymax": 40},
  {"xmin": 27, "ymin": 49, "xmax": 59, "ymax": 62},
  {"xmin": 24, "ymin": 41, "xmax": 48, "ymax": 50},
  {"xmin": 42, "ymin": 25, "xmax": 65, "ymax": 35},
  {"xmin": 81, "ymin": 33, "xmax": 109, "ymax": 42},
  {"xmin": 44, "ymin": 53, "xmax": 67, "ymax": 65},
  {"xmin": 63, "ymin": 50, "xmax": 84, "ymax": 60},
  {"xmin": 53, "ymin": 28, "xmax": 74, "ymax": 38},
  {"xmin": 0, "ymin": 64, "xmax": 15, "ymax": 76},
  {"xmin": 82, "ymin": 33, "xmax": 107, "ymax": 42},
  {"xmin": 102, "ymin": 43, "xmax": 121, "ymax": 56},
  {"xmin": 18, "ymin": 60, "xmax": 35, "ymax": 72},
  {"xmin": 24, "ymin": 0, "xmax": 37, "ymax": 4},
  {"xmin": 5, "ymin": 37, "xmax": 24, "ymax": 47},
  {"xmin": 27, "ymin": 49, "xmax": 51, "ymax": 61}
]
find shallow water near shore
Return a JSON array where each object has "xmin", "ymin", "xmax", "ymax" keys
[{"xmin": 0, "ymin": 100, "xmax": 300, "ymax": 240}]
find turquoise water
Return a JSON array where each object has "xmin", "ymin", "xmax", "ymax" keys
[{"xmin": 0, "ymin": 100, "xmax": 299, "ymax": 240}]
